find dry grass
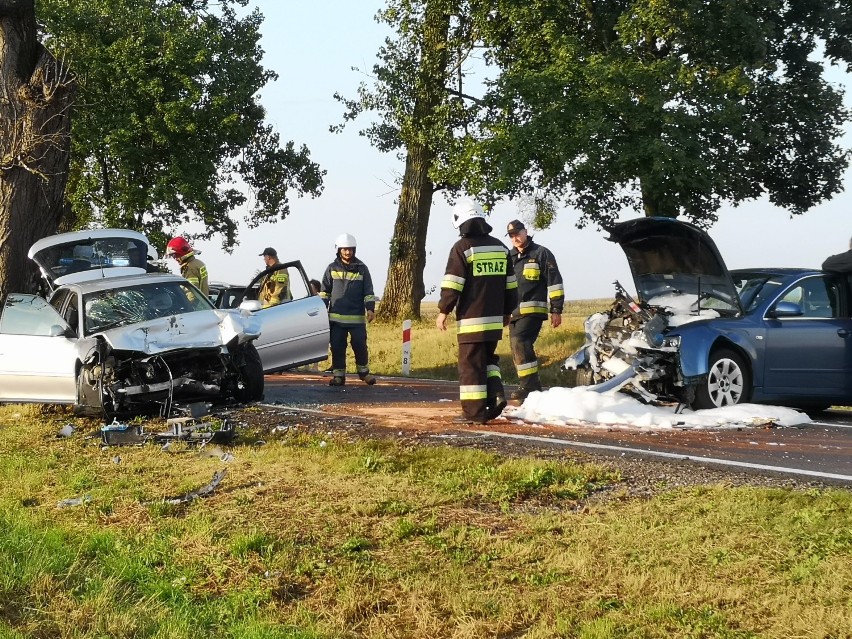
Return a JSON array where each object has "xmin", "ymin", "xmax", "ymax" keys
[
  {"xmin": 1, "ymin": 406, "xmax": 851, "ymax": 638},
  {"xmin": 335, "ymin": 299, "xmax": 611, "ymax": 385}
]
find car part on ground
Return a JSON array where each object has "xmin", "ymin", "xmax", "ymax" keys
[{"xmin": 100, "ymin": 416, "xmax": 236, "ymax": 446}]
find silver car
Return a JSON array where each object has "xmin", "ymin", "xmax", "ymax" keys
[
  {"xmin": 208, "ymin": 261, "xmax": 330, "ymax": 374},
  {"xmin": 0, "ymin": 230, "xmax": 331, "ymax": 416},
  {"xmin": 0, "ymin": 273, "xmax": 264, "ymax": 416},
  {"xmin": 28, "ymin": 229, "xmax": 330, "ymax": 373}
]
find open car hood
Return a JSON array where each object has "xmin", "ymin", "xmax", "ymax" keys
[
  {"xmin": 29, "ymin": 229, "xmax": 153, "ymax": 287},
  {"xmin": 607, "ymin": 218, "xmax": 742, "ymax": 314}
]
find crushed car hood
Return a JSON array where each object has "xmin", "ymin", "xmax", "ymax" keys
[
  {"xmin": 607, "ymin": 217, "xmax": 742, "ymax": 314},
  {"xmin": 98, "ymin": 310, "xmax": 261, "ymax": 354}
]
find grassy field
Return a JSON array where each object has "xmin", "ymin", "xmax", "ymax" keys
[
  {"xmin": 330, "ymin": 300, "xmax": 612, "ymax": 386},
  {"xmin": 1, "ymin": 405, "xmax": 852, "ymax": 638},
  {"xmin": 2, "ymin": 300, "xmax": 852, "ymax": 637}
]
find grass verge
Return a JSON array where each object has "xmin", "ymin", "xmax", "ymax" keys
[
  {"xmin": 335, "ymin": 300, "xmax": 611, "ymax": 386},
  {"xmin": 1, "ymin": 406, "xmax": 851, "ymax": 638}
]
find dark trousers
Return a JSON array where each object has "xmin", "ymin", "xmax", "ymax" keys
[
  {"xmin": 330, "ymin": 322, "xmax": 369, "ymax": 376},
  {"xmin": 509, "ymin": 316, "xmax": 544, "ymax": 391},
  {"xmin": 458, "ymin": 340, "xmax": 504, "ymax": 422}
]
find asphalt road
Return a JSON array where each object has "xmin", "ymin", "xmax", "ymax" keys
[{"xmin": 263, "ymin": 372, "xmax": 852, "ymax": 485}]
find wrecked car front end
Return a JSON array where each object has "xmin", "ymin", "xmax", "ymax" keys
[
  {"xmin": 565, "ymin": 218, "xmax": 743, "ymax": 407},
  {"xmin": 75, "ymin": 303, "xmax": 264, "ymax": 417}
]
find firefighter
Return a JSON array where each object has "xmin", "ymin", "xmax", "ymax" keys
[
  {"xmin": 165, "ymin": 236, "xmax": 209, "ymax": 297},
  {"xmin": 257, "ymin": 247, "xmax": 291, "ymax": 308},
  {"xmin": 436, "ymin": 199, "xmax": 518, "ymax": 424},
  {"xmin": 505, "ymin": 219, "xmax": 564, "ymax": 401},
  {"xmin": 319, "ymin": 233, "xmax": 377, "ymax": 386}
]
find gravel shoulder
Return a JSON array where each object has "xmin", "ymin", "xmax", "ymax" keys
[{"xmin": 225, "ymin": 401, "xmax": 838, "ymax": 504}]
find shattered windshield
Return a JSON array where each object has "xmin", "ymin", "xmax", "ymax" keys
[{"xmin": 83, "ymin": 280, "xmax": 214, "ymax": 335}]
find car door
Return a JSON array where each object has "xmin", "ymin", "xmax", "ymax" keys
[
  {"xmin": 237, "ymin": 261, "xmax": 329, "ymax": 373},
  {"xmin": 762, "ymin": 275, "xmax": 852, "ymax": 397},
  {"xmin": 0, "ymin": 294, "xmax": 78, "ymax": 403}
]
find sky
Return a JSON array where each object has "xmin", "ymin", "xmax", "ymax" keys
[{"xmin": 185, "ymin": 2, "xmax": 852, "ymax": 302}]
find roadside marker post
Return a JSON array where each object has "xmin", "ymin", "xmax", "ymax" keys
[{"xmin": 402, "ymin": 319, "xmax": 412, "ymax": 376}]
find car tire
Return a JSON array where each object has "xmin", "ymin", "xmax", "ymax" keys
[
  {"xmin": 693, "ymin": 348, "xmax": 751, "ymax": 409},
  {"xmin": 234, "ymin": 343, "xmax": 265, "ymax": 403}
]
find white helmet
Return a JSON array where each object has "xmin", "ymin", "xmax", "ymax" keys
[
  {"xmin": 451, "ymin": 198, "xmax": 486, "ymax": 229},
  {"xmin": 335, "ymin": 233, "xmax": 357, "ymax": 250}
]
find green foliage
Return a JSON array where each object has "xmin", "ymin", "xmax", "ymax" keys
[
  {"xmin": 37, "ymin": 0, "xmax": 324, "ymax": 248},
  {"xmin": 442, "ymin": 0, "xmax": 852, "ymax": 228},
  {"xmin": 333, "ymin": 0, "xmax": 475, "ymax": 166}
]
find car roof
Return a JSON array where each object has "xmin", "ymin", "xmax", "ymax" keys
[
  {"xmin": 61, "ymin": 272, "xmax": 184, "ymax": 294},
  {"xmin": 730, "ymin": 267, "xmax": 826, "ymax": 277}
]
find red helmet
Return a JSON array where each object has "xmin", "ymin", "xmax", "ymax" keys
[{"xmin": 166, "ymin": 236, "xmax": 192, "ymax": 259}]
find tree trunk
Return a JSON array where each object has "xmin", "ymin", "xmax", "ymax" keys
[
  {"xmin": 378, "ymin": 144, "xmax": 434, "ymax": 320},
  {"xmin": 377, "ymin": 1, "xmax": 451, "ymax": 321},
  {"xmin": 0, "ymin": 0, "xmax": 74, "ymax": 300},
  {"xmin": 640, "ymin": 177, "xmax": 679, "ymax": 218}
]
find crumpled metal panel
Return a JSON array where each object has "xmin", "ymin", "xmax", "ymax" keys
[{"xmin": 99, "ymin": 309, "xmax": 260, "ymax": 354}]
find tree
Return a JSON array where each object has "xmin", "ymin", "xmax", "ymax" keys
[
  {"xmin": 0, "ymin": 0, "xmax": 74, "ymax": 300},
  {"xmin": 37, "ymin": 0, "xmax": 324, "ymax": 250},
  {"xmin": 335, "ymin": 0, "xmax": 477, "ymax": 320},
  {"xmin": 442, "ymin": 0, "xmax": 852, "ymax": 229}
]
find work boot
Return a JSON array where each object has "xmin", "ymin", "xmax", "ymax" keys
[
  {"xmin": 486, "ymin": 393, "xmax": 507, "ymax": 421},
  {"xmin": 359, "ymin": 372, "xmax": 377, "ymax": 385},
  {"xmin": 452, "ymin": 415, "xmax": 485, "ymax": 425},
  {"xmin": 329, "ymin": 376, "xmax": 345, "ymax": 387}
]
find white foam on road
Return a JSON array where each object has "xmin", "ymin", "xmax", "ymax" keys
[{"xmin": 505, "ymin": 386, "xmax": 811, "ymax": 429}]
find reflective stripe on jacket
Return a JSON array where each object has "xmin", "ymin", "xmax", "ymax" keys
[
  {"xmin": 179, "ymin": 254, "xmax": 209, "ymax": 296},
  {"xmin": 320, "ymin": 257, "xmax": 375, "ymax": 324},
  {"xmin": 439, "ymin": 234, "xmax": 518, "ymax": 343},
  {"xmin": 509, "ymin": 240, "xmax": 563, "ymax": 321}
]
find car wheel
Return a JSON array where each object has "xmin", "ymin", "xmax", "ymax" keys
[
  {"xmin": 693, "ymin": 348, "xmax": 751, "ymax": 409},
  {"xmin": 234, "ymin": 343, "xmax": 265, "ymax": 402}
]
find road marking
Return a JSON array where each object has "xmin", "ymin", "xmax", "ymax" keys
[
  {"xmin": 257, "ymin": 403, "xmax": 326, "ymax": 415},
  {"xmin": 470, "ymin": 430, "xmax": 852, "ymax": 484},
  {"xmin": 809, "ymin": 421, "xmax": 852, "ymax": 429}
]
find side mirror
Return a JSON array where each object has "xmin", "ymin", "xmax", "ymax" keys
[
  {"xmin": 239, "ymin": 300, "xmax": 262, "ymax": 313},
  {"xmin": 49, "ymin": 324, "xmax": 68, "ymax": 337},
  {"xmin": 770, "ymin": 301, "xmax": 803, "ymax": 318}
]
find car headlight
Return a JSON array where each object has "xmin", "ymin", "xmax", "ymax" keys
[{"xmin": 662, "ymin": 335, "xmax": 681, "ymax": 348}]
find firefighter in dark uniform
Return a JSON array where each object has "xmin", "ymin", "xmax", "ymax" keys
[
  {"xmin": 319, "ymin": 233, "xmax": 377, "ymax": 387},
  {"xmin": 437, "ymin": 199, "xmax": 518, "ymax": 424},
  {"xmin": 257, "ymin": 247, "xmax": 291, "ymax": 308},
  {"xmin": 505, "ymin": 219, "xmax": 564, "ymax": 401}
]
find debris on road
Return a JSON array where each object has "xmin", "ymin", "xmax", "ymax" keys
[
  {"xmin": 163, "ymin": 469, "xmax": 227, "ymax": 505},
  {"xmin": 57, "ymin": 495, "xmax": 92, "ymax": 508}
]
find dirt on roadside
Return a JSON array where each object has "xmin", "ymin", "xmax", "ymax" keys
[{"xmin": 219, "ymin": 400, "xmax": 830, "ymax": 503}]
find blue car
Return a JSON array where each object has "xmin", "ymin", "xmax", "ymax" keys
[{"xmin": 566, "ymin": 217, "xmax": 850, "ymax": 410}]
